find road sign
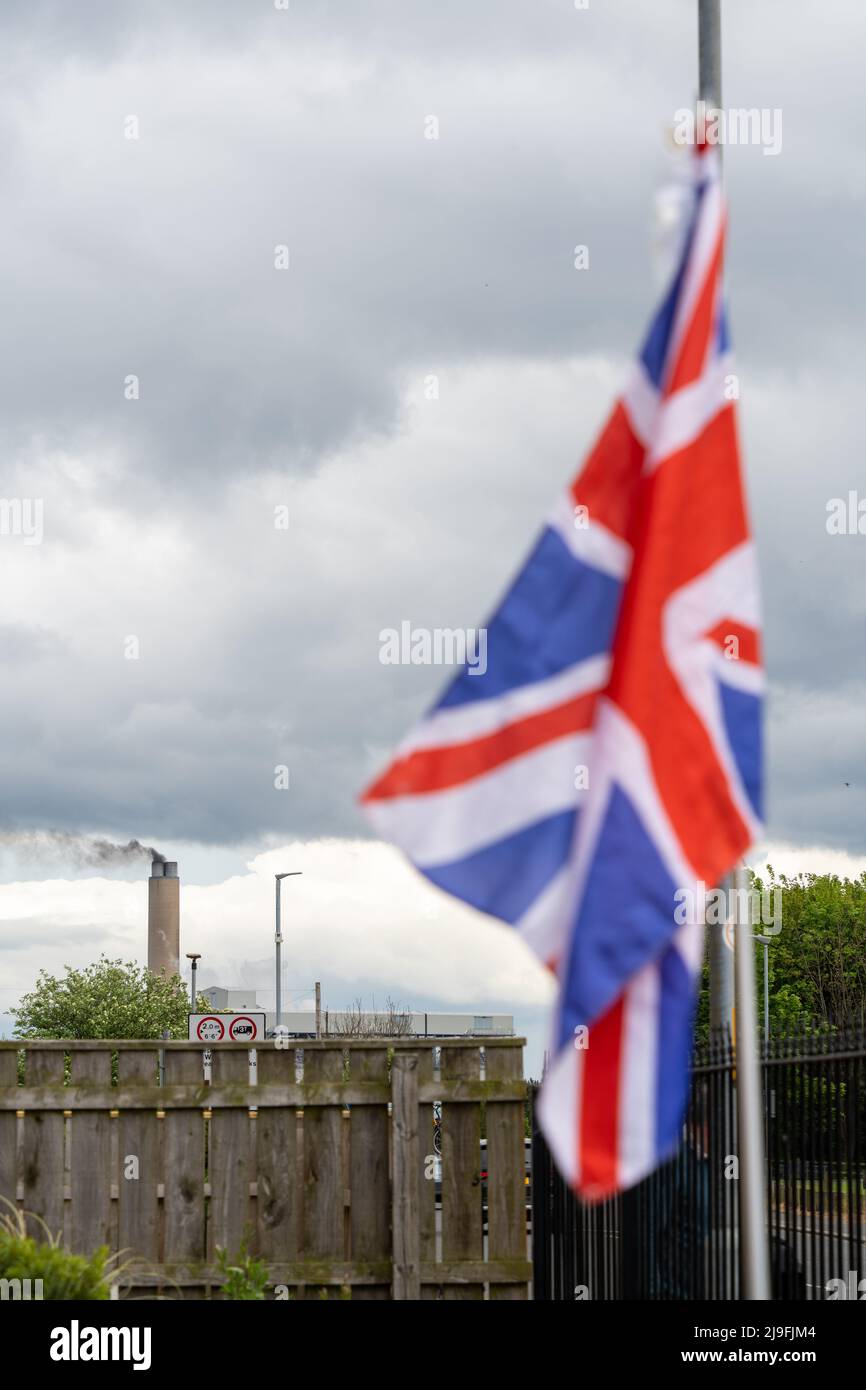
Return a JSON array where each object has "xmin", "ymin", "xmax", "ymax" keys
[
  {"xmin": 188, "ymin": 1012, "xmax": 266, "ymax": 1042},
  {"xmin": 192, "ymin": 1015, "xmax": 225, "ymax": 1042},
  {"xmin": 227, "ymin": 1014, "xmax": 264, "ymax": 1042}
]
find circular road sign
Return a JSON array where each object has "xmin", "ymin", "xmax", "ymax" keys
[
  {"xmin": 228, "ymin": 1015, "xmax": 258, "ymax": 1042},
  {"xmin": 196, "ymin": 1016, "xmax": 225, "ymax": 1042}
]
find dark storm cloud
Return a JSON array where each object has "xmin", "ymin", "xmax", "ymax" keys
[
  {"xmin": 0, "ymin": 0, "xmax": 859, "ymax": 495},
  {"xmin": 0, "ymin": 0, "xmax": 865, "ymax": 853},
  {"xmin": 0, "ymin": 0, "xmax": 805, "ymax": 494}
]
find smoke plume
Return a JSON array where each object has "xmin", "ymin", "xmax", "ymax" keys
[{"xmin": 0, "ymin": 831, "xmax": 164, "ymax": 868}]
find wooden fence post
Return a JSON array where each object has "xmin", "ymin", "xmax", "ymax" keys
[{"xmin": 391, "ymin": 1050, "xmax": 420, "ymax": 1300}]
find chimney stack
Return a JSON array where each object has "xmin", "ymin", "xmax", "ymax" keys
[{"xmin": 148, "ymin": 859, "xmax": 180, "ymax": 976}]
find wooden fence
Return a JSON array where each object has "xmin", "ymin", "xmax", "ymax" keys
[{"xmin": 0, "ymin": 1037, "xmax": 530, "ymax": 1300}]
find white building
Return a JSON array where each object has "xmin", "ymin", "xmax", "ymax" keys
[{"xmin": 201, "ymin": 987, "xmax": 513, "ymax": 1039}]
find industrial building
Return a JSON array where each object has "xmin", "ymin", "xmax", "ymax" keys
[{"xmin": 202, "ymin": 988, "xmax": 513, "ymax": 1040}]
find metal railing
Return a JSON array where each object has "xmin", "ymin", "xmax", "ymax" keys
[{"xmin": 532, "ymin": 1022, "xmax": 866, "ymax": 1300}]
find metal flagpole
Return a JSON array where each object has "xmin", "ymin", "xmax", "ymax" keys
[
  {"xmin": 700, "ymin": 0, "xmax": 734, "ymax": 1040},
  {"xmin": 734, "ymin": 862, "xmax": 771, "ymax": 1298},
  {"xmin": 698, "ymin": 0, "xmax": 770, "ymax": 1299},
  {"xmin": 698, "ymin": 0, "xmax": 722, "ymax": 110},
  {"xmin": 709, "ymin": 875, "xmax": 735, "ymax": 1034}
]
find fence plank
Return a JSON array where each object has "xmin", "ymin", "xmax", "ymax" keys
[
  {"xmin": 0, "ymin": 1049, "xmax": 18, "ymax": 1215},
  {"xmin": 256, "ymin": 1047, "xmax": 298, "ymax": 1265},
  {"xmin": 440, "ymin": 1046, "xmax": 483, "ymax": 1299},
  {"xmin": 68, "ymin": 1050, "xmax": 112, "ymax": 1253},
  {"xmin": 485, "ymin": 1046, "xmax": 528, "ymax": 1299},
  {"xmin": 117, "ymin": 1049, "xmax": 161, "ymax": 1264},
  {"xmin": 392, "ymin": 1050, "xmax": 420, "ymax": 1300},
  {"xmin": 208, "ymin": 1049, "xmax": 252, "ymax": 1261},
  {"xmin": 163, "ymin": 1049, "xmax": 206, "ymax": 1264},
  {"xmin": 21, "ymin": 1048, "xmax": 66, "ymax": 1242},
  {"xmin": 349, "ymin": 1048, "xmax": 390, "ymax": 1299},
  {"xmin": 417, "ymin": 1048, "xmax": 437, "ymax": 1268},
  {"xmin": 302, "ymin": 1048, "xmax": 344, "ymax": 1292}
]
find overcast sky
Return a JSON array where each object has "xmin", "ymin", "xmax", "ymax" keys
[{"xmin": 2, "ymin": 1, "xmax": 865, "ymax": 1070}]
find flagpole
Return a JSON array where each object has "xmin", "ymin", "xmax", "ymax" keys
[
  {"xmin": 734, "ymin": 862, "xmax": 771, "ymax": 1298},
  {"xmin": 698, "ymin": 0, "xmax": 722, "ymax": 110},
  {"xmin": 700, "ymin": 0, "xmax": 734, "ymax": 1042},
  {"xmin": 698, "ymin": 0, "xmax": 770, "ymax": 1301}
]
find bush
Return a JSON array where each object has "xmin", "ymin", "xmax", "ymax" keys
[
  {"xmin": 12, "ymin": 955, "xmax": 214, "ymax": 1040},
  {"xmin": 215, "ymin": 1244, "xmax": 269, "ymax": 1300},
  {"xmin": 0, "ymin": 1205, "xmax": 114, "ymax": 1300}
]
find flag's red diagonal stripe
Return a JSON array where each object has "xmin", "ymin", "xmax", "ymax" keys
[
  {"xmin": 628, "ymin": 663, "xmax": 750, "ymax": 885},
  {"xmin": 704, "ymin": 619, "xmax": 760, "ymax": 667},
  {"xmin": 609, "ymin": 406, "xmax": 752, "ymax": 881},
  {"xmin": 361, "ymin": 688, "xmax": 600, "ymax": 802},
  {"xmin": 578, "ymin": 995, "xmax": 625, "ymax": 1199}
]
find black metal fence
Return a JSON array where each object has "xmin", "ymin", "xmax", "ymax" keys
[{"xmin": 532, "ymin": 1023, "xmax": 866, "ymax": 1300}]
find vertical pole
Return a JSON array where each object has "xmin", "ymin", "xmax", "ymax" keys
[
  {"xmin": 391, "ymin": 1052, "xmax": 420, "ymax": 1299},
  {"xmin": 733, "ymin": 862, "xmax": 771, "ymax": 1299},
  {"xmin": 709, "ymin": 875, "xmax": 735, "ymax": 1036},
  {"xmin": 275, "ymin": 876, "xmax": 282, "ymax": 1029},
  {"xmin": 698, "ymin": 0, "xmax": 722, "ymax": 108},
  {"xmin": 189, "ymin": 957, "xmax": 196, "ymax": 1010},
  {"xmin": 700, "ymin": 0, "xmax": 732, "ymax": 1039},
  {"xmin": 315, "ymin": 981, "xmax": 322, "ymax": 1039},
  {"xmin": 763, "ymin": 943, "xmax": 770, "ymax": 1041}
]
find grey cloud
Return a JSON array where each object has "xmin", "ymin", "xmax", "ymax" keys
[
  {"xmin": 1, "ymin": 0, "xmax": 859, "ymax": 504},
  {"xmin": 0, "ymin": 0, "xmax": 865, "ymax": 856}
]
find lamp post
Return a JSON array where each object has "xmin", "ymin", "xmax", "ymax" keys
[
  {"xmin": 755, "ymin": 934, "xmax": 772, "ymax": 1041},
  {"xmin": 185, "ymin": 952, "xmax": 201, "ymax": 1011},
  {"xmin": 275, "ymin": 872, "xmax": 302, "ymax": 1031}
]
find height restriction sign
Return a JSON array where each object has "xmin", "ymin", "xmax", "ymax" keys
[{"xmin": 188, "ymin": 1013, "xmax": 266, "ymax": 1042}]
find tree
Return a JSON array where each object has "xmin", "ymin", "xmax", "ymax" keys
[
  {"xmin": 754, "ymin": 866, "xmax": 866, "ymax": 1026},
  {"xmin": 11, "ymin": 955, "xmax": 212, "ymax": 1039},
  {"xmin": 696, "ymin": 868, "xmax": 866, "ymax": 1038},
  {"xmin": 329, "ymin": 996, "xmax": 415, "ymax": 1038}
]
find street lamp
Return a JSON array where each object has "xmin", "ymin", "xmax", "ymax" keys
[
  {"xmin": 754, "ymin": 934, "xmax": 772, "ymax": 1041},
  {"xmin": 186, "ymin": 952, "xmax": 201, "ymax": 1011},
  {"xmin": 275, "ymin": 872, "xmax": 302, "ymax": 1030}
]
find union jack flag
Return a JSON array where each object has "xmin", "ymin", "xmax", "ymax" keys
[{"xmin": 361, "ymin": 144, "xmax": 762, "ymax": 1199}]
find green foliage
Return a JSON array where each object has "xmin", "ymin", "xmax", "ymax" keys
[
  {"xmin": 0, "ymin": 1203, "xmax": 112, "ymax": 1299},
  {"xmin": 215, "ymin": 1244, "xmax": 269, "ymax": 1300},
  {"xmin": 756, "ymin": 866, "xmax": 866, "ymax": 1024},
  {"xmin": 11, "ymin": 955, "xmax": 213, "ymax": 1040},
  {"xmin": 696, "ymin": 868, "xmax": 866, "ymax": 1037}
]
